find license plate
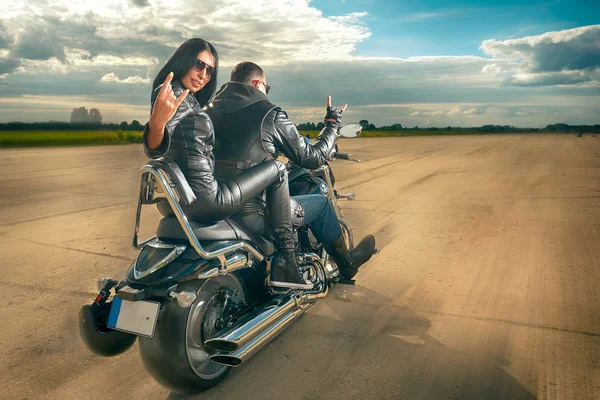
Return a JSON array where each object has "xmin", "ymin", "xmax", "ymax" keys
[{"xmin": 107, "ymin": 297, "xmax": 160, "ymax": 338}]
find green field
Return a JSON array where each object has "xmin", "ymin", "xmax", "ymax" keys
[
  {"xmin": 0, "ymin": 129, "xmax": 476, "ymax": 148},
  {"xmin": 0, "ymin": 130, "xmax": 144, "ymax": 147},
  {"xmin": 0, "ymin": 128, "xmax": 579, "ymax": 148}
]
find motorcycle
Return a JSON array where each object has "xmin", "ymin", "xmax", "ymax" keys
[{"xmin": 78, "ymin": 123, "xmax": 371, "ymax": 394}]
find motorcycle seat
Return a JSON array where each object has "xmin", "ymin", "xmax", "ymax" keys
[{"xmin": 156, "ymin": 217, "xmax": 275, "ymax": 256}]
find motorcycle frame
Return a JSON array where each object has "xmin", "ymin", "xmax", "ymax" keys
[
  {"xmin": 132, "ymin": 164, "xmax": 265, "ymax": 272},
  {"xmin": 305, "ymin": 164, "xmax": 343, "ymax": 218},
  {"xmin": 304, "ymin": 164, "xmax": 354, "ymax": 249}
]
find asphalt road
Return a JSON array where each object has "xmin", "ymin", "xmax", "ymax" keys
[{"xmin": 1, "ymin": 134, "xmax": 599, "ymax": 400}]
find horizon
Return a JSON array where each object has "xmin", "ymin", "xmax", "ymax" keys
[
  {"xmin": 0, "ymin": 0, "xmax": 599, "ymax": 127},
  {"xmin": 2, "ymin": 119, "xmax": 597, "ymax": 131}
]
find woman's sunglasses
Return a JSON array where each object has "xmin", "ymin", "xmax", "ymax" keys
[{"xmin": 191, "ymin": 59, "xmax": 215, "ymax": 78}]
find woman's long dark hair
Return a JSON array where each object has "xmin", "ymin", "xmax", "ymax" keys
[{"xmin": 153, "ymin": 38, "xmax": 219, "ymax": 107}]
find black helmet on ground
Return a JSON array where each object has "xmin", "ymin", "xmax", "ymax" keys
[{"xmin": 78, "ymin": 303, "xmax": 137, "ymax": 357}]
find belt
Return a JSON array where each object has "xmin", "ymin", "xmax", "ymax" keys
[{"xmin": 215, "ymin": 159, "xmax": 257, "ymax": 171}]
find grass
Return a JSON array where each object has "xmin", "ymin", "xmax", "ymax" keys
[
  {"xmin": 0, "ymin": 130, "xmax": 143, "ymax": 148},
  {"xmin": 1, "ymin": 128, "xmax": 581, "ymax": 148}
]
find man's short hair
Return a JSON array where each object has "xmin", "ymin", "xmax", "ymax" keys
[{"xmin": 230, "ymin": 61, "xmax": 265, "ymax": 84}]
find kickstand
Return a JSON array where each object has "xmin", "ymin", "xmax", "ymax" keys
[{"xmin": 338, "ymin": 278, "xmax": 355, "ymax": 285}]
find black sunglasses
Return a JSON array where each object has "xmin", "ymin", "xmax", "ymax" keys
[
  {"xmin": 191, "ymin": 59, "xmax": 215, "ymax": 78},
  {"xmin": 252, "ymin": 79, "xmax": 271, "ymax": 94}
]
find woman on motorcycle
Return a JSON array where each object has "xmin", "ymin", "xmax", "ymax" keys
[{"xmin": 143, "ymin": 38, "xmax": 311, "ymax": 290}]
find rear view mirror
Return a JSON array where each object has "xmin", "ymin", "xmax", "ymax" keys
[{"xmin": 338, "ymin": 123, "xmax": 362, "ymax": 138}]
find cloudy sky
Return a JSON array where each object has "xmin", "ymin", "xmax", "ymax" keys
[{"xmin": 0, "ymin": 0, "xmax": 598, "ymax": 127}]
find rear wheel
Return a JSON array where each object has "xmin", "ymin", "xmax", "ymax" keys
[{"xmin": 139, "ymin": 275, "xmax": 246, "ymax": 393}]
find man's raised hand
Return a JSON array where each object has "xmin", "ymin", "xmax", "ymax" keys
[{"xmin": 325, "ymin": 95, "xmax": 346, "ymax": 128}]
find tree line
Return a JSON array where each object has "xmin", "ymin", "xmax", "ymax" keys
[
  {"xmin": 297, "ymin": 120, "xmax": 600, "ymax": 133},
  {"xmin": 0, "ymin": 107, "xmax": 145, "ymax": 131},
  {"xmin": 1, "ymin": 109, "xmax": 598, "ymax": 133},
  {"xmin": 0, "ymin": 120, "xmax": 146, "ymax": 131}
]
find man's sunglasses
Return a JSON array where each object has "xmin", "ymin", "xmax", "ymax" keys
[
  {"xmin": 191, "ymin": 59, "xmax": 215, "ymax": 78},
  {"xmin": 252, "ymin": 79, "xmax": 271, "ymax": 94}
]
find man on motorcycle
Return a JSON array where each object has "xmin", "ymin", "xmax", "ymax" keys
[{"xmin": 205, "ymin": 61, "xmax": 377, "ymax": 281}]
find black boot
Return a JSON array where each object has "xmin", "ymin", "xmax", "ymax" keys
[
  {"xmin": 270, "ymin": 251, "xmax": 313, "ymax": 290},
  {"xmin": 267, "ymin": 161, "xmax": 313, "ymax": 290},
  {"xmin": 323, "ymin": 234, "xmax": 376, "ymax": 279}
]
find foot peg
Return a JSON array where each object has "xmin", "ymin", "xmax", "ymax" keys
[
  {"xmin": 336, "ymin": 192, "xmax": 356, "ymax": 201},
  {"xmin": 267, "ymin": 286, "xmax": 293, "ymax": 295}
]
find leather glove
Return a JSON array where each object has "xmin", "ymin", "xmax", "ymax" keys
[{"xmin": 324, "ymin": 105, "xmax": 344, "ymax": 130}]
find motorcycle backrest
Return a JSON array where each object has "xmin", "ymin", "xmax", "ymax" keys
[
  {"xmin": 133, "ymin": 160, "xmax": 266, "ymax": 267},
  {"xmin": 144, "ymin": 159, "xmax": 197, "ymax": 206}
]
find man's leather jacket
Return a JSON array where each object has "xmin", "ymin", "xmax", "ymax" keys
[{"xmin": 206, "ymin": 82, "xmax": 337, "ymax": 178}]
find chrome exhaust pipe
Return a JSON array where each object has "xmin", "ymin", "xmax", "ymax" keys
[
  {"xmin": 205, "ymin": 294, "xmax": 297, "ymax": 352},
  {"xmin": 210, "ymin": 303, "xmax": 310, "ymax": 367},
  {"xmin": 209, "ymin": 289, "xmax": 327, "ymax": 367}
]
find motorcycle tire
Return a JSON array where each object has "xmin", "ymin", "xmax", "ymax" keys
[{"xmin": 138, "ymin": 274, "xmax": 247, "ymax": 393}]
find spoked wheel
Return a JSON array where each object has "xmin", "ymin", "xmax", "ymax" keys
[
  {"xmin": 139, "ymin": 275, "xmax": 246, "ymax": 394},
  {"xmin": 186, "ymin": 276, "xmax": 245, "ymax": 379}
]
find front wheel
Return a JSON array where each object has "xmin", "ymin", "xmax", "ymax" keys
[{"xmin": 138, "ymin": 275, "xmax": 246, "ymax": 394}]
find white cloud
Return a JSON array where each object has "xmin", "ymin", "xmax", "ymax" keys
[
  {"xmin": 480, "ymin": 24, "xmax": 600, "ymax": 86},
  {"xmin": 504, "ymin": 69, "xmax": 596, "ymax": 87},
  {"xmin": 482, "ymin": 63, "xmax": 503, "ymax": 74},
  {"xmin": 397, "ymin": 10, "xmax": 462, "ymax": 23},
  {"xmin": 448, "ymin": 105, "xmax": 489, "ymax": 116},
  {"xmin": 0, "ymin": 1, "xmax": 597, "ymax": 126},
  {"xmin": 410, "ymin": 110, "xmax": 444, "ymax": 116},
  {"xmin": 100, "ymin": 72, "xmax": 150, "ymax": 84}
]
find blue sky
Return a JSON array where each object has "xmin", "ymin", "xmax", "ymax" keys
[
  {"xmin": 0, "ymin": 0, "xmax": 598, "ymax": 127},
  {"xmin": 315, "ymin": 0, "xmax": 598, "ymax": 57}
]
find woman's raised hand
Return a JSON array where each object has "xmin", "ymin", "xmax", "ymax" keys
[{"xmin": 149, "ymin": 72, "xmax": 189, "ymax": 131}]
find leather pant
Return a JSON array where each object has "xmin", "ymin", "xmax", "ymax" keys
[{"xmin": 159, "ymin": 159, "xmax": 295, "ymax": 253}]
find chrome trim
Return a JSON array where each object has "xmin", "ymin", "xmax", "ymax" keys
[
  {"xmin": 307, "ymin": 164, "xmax": 344, "ymax": 219},
  {"xmin": 209, "ymin": 289, "xmax": 327, "ymax": 367},
  {"xmin": 196, "ymin": 267, "xmax": 219, "ymax": 279},
  {"xmin": 205, "ymin": 294, "xmax": 297, "ymax": 352},
  {"xmin": 338, "ymin": 219, "xmax": 354, "ymax": 250},
  {"xmin": 133, "ymin": 240, "xmax": 186, "ymax": 280},
  {"xmin": 197, "ymin": 252, "xmax": 248, "ymax": 279},
  {"xmin": 170, "ymin": 290, "xmax": 198, "ymax": 308},
  {"xmin": 222, "ymin": 253, "xmax": 248, "ymax": 274},
  {"xmin": 210, "ymin": 310, "xmax": 297, "ymax": 367},
  {"xmin": 336, "ymin": 192, "xmax": 356, "ymax": 200},
  {"xmin": 205, "ymin": 256, "xmax": 328, "ymax": 354},
  {"xmin": 132, "ymin": 165, "xmax": 265, "ymax": 270}
]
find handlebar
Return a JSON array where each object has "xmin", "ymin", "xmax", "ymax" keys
[
  {"xmin": 334, "ymin": 152, "xmax": 352, "ymax": 160},
  {"xmin": 332, "ymin": 152, "xmax": 360, "ymax": 163}
]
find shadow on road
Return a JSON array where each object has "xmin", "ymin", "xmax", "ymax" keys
[{"xmin": 167, "ymin": 284, "xmax": 535, "ymax": 400}]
